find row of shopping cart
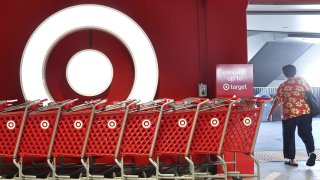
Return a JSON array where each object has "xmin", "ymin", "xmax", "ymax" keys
[{"xmin": 0, "ymin": 97, "xmax": 269, "ymax": 179}]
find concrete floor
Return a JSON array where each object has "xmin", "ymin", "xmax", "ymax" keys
[
  {"xmin": 256, "ymin": 119, "xmax": 320, "ymax": 151},
  {"xmin": 254, "ymin": 119, "xmax": 320, "ymax": 180},
  {"xmin": 260, "ymin": 162, "xmax": 320, "ymax": 180}
]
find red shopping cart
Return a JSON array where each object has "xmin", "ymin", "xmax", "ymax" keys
[
  {"xmin": 0, "ymin": 100, "xmax": 45, "ymax": 178},
  {"xmin": 188, "ymin": 98, "xmax": 239, "ymax": 180},
  {"xmin": 12, "ymin": 99, "xmax": 77, "ymax": 178},
  {"xmin": 116, "ymin": 99, "xmax": 173, "ymax": 179},
  {"xmin": 48, "ymin": 99, "xmax": 106, "ymax": 178},
  {"xmin": 80, "ymin": 99, "xmax": 139, "ymax": 178},
  {"xmin": 222, "ymin": 98, "xmax": 270, "ymax": 180},
  {"xmin": 151, "ymin": 98, "xmax": 209, "ymax": 179}
]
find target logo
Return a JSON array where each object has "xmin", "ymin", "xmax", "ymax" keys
[
  {"xmin": 74, "ymin": 120, "xmax": 83, "ymax": 129},
  {"xmin": 20, "ymin": 5, "xmax": 158, "ymax": 103},
  {"xmin": 210, "ymin": 118, "xmax": 219, "ymax": 127},
  {"xmin": 223, "ymin": 83, "xmax": 230, "ymax": 91},
  {"xmin": 142, "ymin": 119, "xmax": 151, "ymax": 129},
  {"xmin": 108, "ymin": 120, "xmax": 117, "ymax": 129},
  {"xmin": 178, "ymin": 119, "xmax": 187, "ymax": 128},
  {"xmin": 6, "ymin": 120, "xmax": 16, "ymax": 130},
  {"xmin": 40, "ymin": 120, "xmax": 50, "ymax": 129},
  {"xmin": 243, "ymin": 117, "xmax": 252, "ymax": 126}
]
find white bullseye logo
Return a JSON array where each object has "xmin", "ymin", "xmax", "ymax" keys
[
  {"xmin": 210, "ymin": 118, "xmax": 219, "ymax": 127},
  {"xmin": 66, "ymin": 50, "xmax": 113, "ymax": 96},
  {"xmin": 243, "ymin": 117, "xmax": 252, "ymax": 126},
  {"xmin": 178, "ymin": 119, "xmax": 187, "ymax": 128},
  {"xmin": 74, "ymin": 120, "xmax": 83, "ymax": 129},
  {"xmin": 40, "ymin": 120, "xmax": 50, "ymax": 129},
  {"xmin": 20, "ymin": 4, "xmax": 158, "ymax": 103},
  {"xmin": 142, "ymin": 119, "xmax": 151, "ymax": 129},
  {"xmin": 7, "ymin": 120, "xmax": 16, "ymax": 130},
  {"xmin": 108, "ymin": 120, "xmax": 117, "ymax": 129}
]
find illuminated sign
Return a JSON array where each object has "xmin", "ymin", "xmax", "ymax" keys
[
  {"xmin": 20, "ymin": 4, "xmax": 158, "ymax": 103},
  {"xmin": 216, "ymin": 64, "xmax": 253, "ymax": 97}
]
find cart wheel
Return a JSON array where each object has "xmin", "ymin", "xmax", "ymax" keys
[{"xmin": 232, "ymin": 176, "xmax": 243, "ymax": 180}]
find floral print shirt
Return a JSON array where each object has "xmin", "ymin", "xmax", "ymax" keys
[{"xmin": 275, "ymin": 77, "xmax": 310, "ymax": 120}]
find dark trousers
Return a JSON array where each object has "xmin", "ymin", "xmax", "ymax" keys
[{"xmin": 282, "ymin": 114, "xmax": 315, "ymax": 159}]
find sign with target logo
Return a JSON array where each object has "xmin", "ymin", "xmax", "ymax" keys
[
  {"xmin": 20, "ymin": 4, "xmax": 158, "ymax": 103},
  {"xmin": 40, "ymin": 120, "xmax": 50, "ymax": 130},
  {"xmin": 74, "ymin": 120, "xmax": 83, "ymax": 129},
  {"xmin": 142, "ymin": 119, "xmax": 151, "ymax": 129},
  {"xmin": 178, "ymin": 118, "xmax": 187, "ymax": 128},
  {"xmin": 107, "ymin": 120, "xmax": 117, "ymax": 129},
  {"xmin": 243, "ymin": 117, "xmax": 252, "ymax": 126},
  {"xmin": 210, "ymin": 118, "xmax": 219, "ymax": 127},
  {"xmin": 216, "ymin": 64, "xmax": 253, "ymax": 98},
  {"xmin": 6, "ymin": 120, "xmax": 16, "ymax": 130}
]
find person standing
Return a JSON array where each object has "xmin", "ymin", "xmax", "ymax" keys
[{"xmin": 267, "ymin": 64, "xmax": 316, "ymax": 167}]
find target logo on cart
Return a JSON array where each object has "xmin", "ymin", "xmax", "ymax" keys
[
  {"xmin": 107, "ymin": 120, "xmax": 117, "ymax": 129},
  {"xmin": 20, "ymin": 4, "xmax": 158, "ymax": 103},
  {"xmin": 243, "ymin": 117, "xmax": 252, "ymax": 126},
  {"xmin": 40, "ymin": 120, "xmax": 50, "ymax": 130},
  {"xmin": 6, "ymin": 120, "xmax": 16, "ymax": 130},
  {"xmin": 210, "ymin": 118, "xmax": 219, "ymax": 127},
  {"xmin": 74, "ymin": 120, "xmax": 83, "ymax": 129},
  {"xmin": 178, "ymin": 119, "xmax": 187, "ymax": 128},
  {"xmin": 142, "ymin": 119, "xmax": 151, "ymax": 129}
]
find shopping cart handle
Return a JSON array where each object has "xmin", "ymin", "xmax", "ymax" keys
[
  {"xmin": 29, "ymin": 99, "xmax": 48, "ymax": 110},
  {"xmin": 61, "ymin": 99, "xmax": 78, "ymax": 110},
  {"xmin": 0, "ymin": 99, "xmax": 18, "ymax": 111},
  {"xmin": 95, "ymin": 99, "xmax": 108, "ymax": 110},
  {"xmin": 188, "ymin": 97, "xmax": 208, "ymax": 104},
  {"xmin": 6, "ymin": 99, "xmax": 18, "ymax": 103},
  {"xmin": 39, "ymin": 99, "xmax": 48, "ymax": 103},
  {"xmin": 162, "ymin": 99, "xmax": 174, "ymax": 110}
]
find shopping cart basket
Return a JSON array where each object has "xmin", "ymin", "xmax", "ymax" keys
[
  {"xmin": 222, "ymin": 98, "xmax": 270, "ymax": 180},
  {"xmin": 48, "ymin": 99, "xmax": 107, "ymax": 178},
  {"xmin": 80, "ymin": 99, "xmax": 139, "ymax": 179},
  {"xmin": 12, "ymin": 99, "xmax": 77, "ymax": 178},
  {"xmin": 151, "ymin": 98, "xmax": 209, "ymax": 179},
  {"xmin": 0, "ymin": 100, "xmax": 45, "ymax": 178},
  {"xmin": 188, "ymin": 98, "xmax": 239, "ymax": 180},
  {"xmin": 116, "ymin": 99, "xmax": 173, "ymax": 179}
]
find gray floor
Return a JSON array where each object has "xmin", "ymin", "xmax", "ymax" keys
[
  {"xmin": 256, "ymin": 119, "xmax": 320, "ymax": 151},
  {"xmin": 254, "ymin": 119, "xmax": 320, "ymax": 180},
  {"xmin": 260, "ymin": 162, "xmax": 320, "ymax": 180}
]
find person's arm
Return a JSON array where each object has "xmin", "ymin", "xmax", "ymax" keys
[{"xmin": 267, "ymin": 98, "xmax": 281, "ymax": 122}]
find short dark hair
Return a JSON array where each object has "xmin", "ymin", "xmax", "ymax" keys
[{"xmin": 282, "ymin": 64, "xmax": 296, "ymax": 78}]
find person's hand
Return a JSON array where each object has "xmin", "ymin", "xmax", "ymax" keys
[{"xmin": 267, "ymin": 115, "xmax": 272, "ymax": 122}]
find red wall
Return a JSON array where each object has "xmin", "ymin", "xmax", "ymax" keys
[
  {"xmin": 0, "ymin": 0, "xmax": 249, "ymax": 103},
  {"xmin": 250, "ymin": 0, "xmax": 320, "ymax": 3}
]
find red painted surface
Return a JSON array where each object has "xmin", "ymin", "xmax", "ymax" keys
[
  {"xmin": 250, "ymin": 0, "xmax": 320, "ymax": 4},
  {"xmin": 0, "ymin": 0, "xmax": 248, "ymax": 102},
  {"xmin": 0, "ymin": 0, "xmax": 253, "ymax": 175},
  {"xmin": 46, "ymin": 30, "xmax": 134, "ymax": 102},
  {"xmin": 205, "ymin": 0, "xmax": 249, "ymax": 97}
]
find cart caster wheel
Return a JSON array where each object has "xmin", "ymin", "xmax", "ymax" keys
[{"xmin": 233, "ymin": 177, "xmax": 242, "ymax": 180}]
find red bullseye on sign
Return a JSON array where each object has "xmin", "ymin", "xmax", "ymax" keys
[
  {"xmin": 74, "ymin": 120, "xmax": 83, "ymax": 129},
  {"xmin": 6, "ymin": 120, "xmax": 16, "ymax": 130},
  {"xmin": 210, "ymin": 118, "xmax": 219, "ymax": 127},
  {"xmin": 142, "ymin": 119, "xmax": 151, "ymax": 129},
  {"xmin": 108, "ymin": 120, "xmax": 117, "ymax": 129},
  {"xmin": 178, "ymin": 119, "xmax": 187, "ymax": 128},
  {"xmin": 243, "ymin": 117, "xmax": 252, "ymax": 126},
  {"xmin": 40, "ymin": 120, "xmax": 50, "ymax": 129}
]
